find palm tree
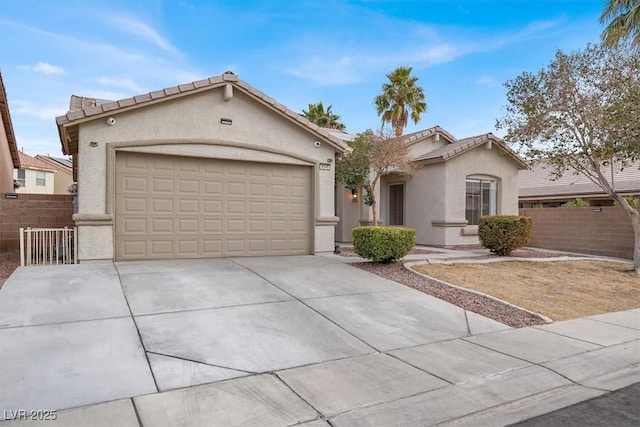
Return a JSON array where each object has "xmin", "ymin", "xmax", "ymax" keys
[
  {"xmin": 600, "ymin": 0, "xmax": 640, "ymax": 47},
  {"xmin": 301, "ymin": 102, "xmax": 346, "ymax": 130},
  {"xmin": 374, "ymin": 66, "xmax": 427, "ymax": 137}
]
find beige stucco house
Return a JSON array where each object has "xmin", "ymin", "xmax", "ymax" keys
[
  {"xmin": 34, "ymin": 155, "xmax": 74, "ymax": 195},
  {"xmin": 335, "ymin": 127, "xmax": 527, "ymax": 246},
  {"xmin": 0, "ymin": 72, "xmax": 20, "ymax": 193},
  {"xmin": 56, "ymin": 72, "xmax": 347, "ymax": 262},
  {"xmin": 13, "ymin": 151, "xmax": 57, "ymax": 194}
]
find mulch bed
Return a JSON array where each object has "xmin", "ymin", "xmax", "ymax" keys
[
  {"xmin": 354, "ymin": 261, "xmax": 547, "ymax": 328},
  {"xmin": 336, "ymin": 246, "xmax": 443, "ymax": 257}
]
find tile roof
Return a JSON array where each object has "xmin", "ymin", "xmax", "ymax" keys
[
  {"xmin": 56, "ymin": 72, "xmax": 348, "ymax": 155},
  {"xmin": 413, "ymin": 133, "xmax": 527, "ymax": 168},
  {"xmin": 34, "ymin": 155, "xmax": 73, "ymax": 173},
  {"xmin": 17, "ymin": 151, "xmax": 56, "ymax": 171},
  {"xmin": 0, "ymin": 72, "xmax": 20, "ymax": 168},
  {"xmin": 396, "ymin": 126, "xmax": 457, "ymax": 146},
  {"xmin": 519, "ymin": 161, "xmax": 640, "ymax": 198}
]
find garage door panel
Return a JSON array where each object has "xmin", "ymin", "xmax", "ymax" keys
[{"xmin": 115, "ymin": 152, "xmax": 311, "ymax": 260}]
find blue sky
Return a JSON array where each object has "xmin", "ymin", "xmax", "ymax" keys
[{"xmin": 1, "ymin": 0, "xmax": 605, "ymax": 157}]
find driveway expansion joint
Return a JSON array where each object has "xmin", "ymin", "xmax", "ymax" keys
[
  {"xmin": 145, "ymin": 350, "xmax": 258, "ymax": 375},
  {"xmin": 228, "ymin": 258, "xmax": 381, "ymax": 353},
  {"xmin": 113, "ymin": 263, "xmax": 160, "ymax": 394}
]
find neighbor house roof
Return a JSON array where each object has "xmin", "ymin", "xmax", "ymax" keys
[
  {"xmin": 519, "ymin": 161, "xmax": 640, "ymax": 199},
  {"xmin": 398, "ymin": 126, "xmax": 457, "ymax": 146},
  {"xmin": 0, "ymin": 72, "xmax": 20, "ymax": 168},
  {"xmin": 56, "ymin": 72, "xmax": 348, "ymax": 155},
  {"xmin": 17, "ymin": 151, "xmax": 56, "ymax": 171},
  {"xmin": 34, "ymin": 155, "xmax": 73, "ymax": 173},
  {"xmin": 414, "ymin": 133, "xmax": 528, "ymax": 168}
]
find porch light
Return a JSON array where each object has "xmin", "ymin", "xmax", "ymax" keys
[{"xmin": 351, "ymin": 188, "xmax": 358, "ymax": 203}]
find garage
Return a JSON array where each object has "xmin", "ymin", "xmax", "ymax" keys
[{"xmin": 115, "ymin": 151, "xmax": 312, "ymax": 260}]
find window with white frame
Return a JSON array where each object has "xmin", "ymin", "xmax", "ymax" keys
[
  {"xmin": 465, "ymin": 178, "xmax": 497, "ymax": 225},
  {"xmin": 17, "ymin": 169, "xmax": 25, "ymax": 187},
  {"xmin": 36, "ymin": 170, "xmax": 46, "ymax": 186}
]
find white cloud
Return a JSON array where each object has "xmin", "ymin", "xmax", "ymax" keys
[
  {"xmin": 286, "ymin": 56, "xmax": 361, "ymax": 85},
  {"xmin": 475, "ymin": 76, "xmax": 501, "ymax": 87},
  {"xmin": 11, "ymin": 100, "xmax": 67, "ymax": 121},
  {"xmin": 104, "ymin": 15, "xmax": 179, "ymax": 55},
  {"xmin": 20, "ymin": 61, "xmax": 65, "ymax": 75},
  {"xmin": 88, "ymin": 76, "xmax": 146, "ymax": 94}
]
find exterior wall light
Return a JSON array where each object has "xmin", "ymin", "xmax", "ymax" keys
[{"xmin": 351, "ymin": 188, "xmax": 358, "ymax": 203}]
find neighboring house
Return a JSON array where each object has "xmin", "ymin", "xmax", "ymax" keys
[
  {"xmin": 519, "ymin": 161, "xmax": 640, "ymax": 208},
  {"xmin": 34, "ymin": 155, "xmax": 74, "ymax": 195},
  {"xmin": 335, "ymin": 126, "xmax": 527, "ymax": 246},
  {"xmin": 0, "ymin": 71, "xmax": 20, "ymax": 193},
  {"xmin": 14, "ymin": 151, "xmax": 57, "ymax": 194},
  {"xmin": 56, "ymin": 72, "xmax": 347, "ymax": 262}
]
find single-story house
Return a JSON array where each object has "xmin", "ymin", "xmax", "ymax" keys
[
  {"xmin": 0, "ymin": 72, "xmax": 20, "ymax": 193},
  {"xmin": 13, "ymin": 151, "xmax": 58, "ymax": 194},
  {"xmin": 519, "ymin": 161, "xmax": 640, "ymax": 207},
  {"xmin": 56, "ymin": 72, "xmax": 347, "ymax": 262},
  {"xmin": 335, "ymin": 127, "xmax": 528, "ymax": 246},
  {"xmin": 34, "ymin": 155, "xmax": 74, "ymax": 195}
]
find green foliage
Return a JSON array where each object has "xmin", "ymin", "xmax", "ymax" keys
[
  {"xmin": 374, "ymin": 66, "xmax": 427, "ymax": 136},
  {"xmin": 352, "ymin": 226, "xmax": 416, "ymax": 263},
  {"xmin": 301, "ymin": 101, "xmax": 346, "ymax": 130},
  {"xmin": 478, "ymin": 216, "xmax": 533, "ymax": 256},
  {"xmin": 561, "ymin": 198, "xmax": 590, "ymax": 208},
  {"xmin": 335, "ymin": 131, "xmax": 373, "ymax": 193},
  {"xmin": 336, "ymin": 129, "xmax": 416, "ymax": 225},
  {"xmin": 614, "ymin": 196, "xmax": 640, "ymax": 208},
  {"xmin": 600, "ymin": 0, "xmax": 640, "ymax": 47}
]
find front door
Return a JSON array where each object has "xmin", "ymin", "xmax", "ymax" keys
[{"xmin": 388, "ymin": 183, "xmax": 404, "ymax": 226}]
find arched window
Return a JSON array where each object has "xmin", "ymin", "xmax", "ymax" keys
[{"xmin": 465, "ymin": 177, "xmax": 497, "ymax": 225}]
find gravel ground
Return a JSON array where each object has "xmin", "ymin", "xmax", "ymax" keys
[
  {"xmin": 0, "ymin": 259, "xmax": 19, "ymax": 280},
  {"xmin": 354, "ymin": 261, "xmax": 547, "ymax": 328}
]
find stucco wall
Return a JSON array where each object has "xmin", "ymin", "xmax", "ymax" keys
[
  {"xmin": 75, "ymin": 87, "xmax": 338, "ymax": 261},
  {"xmin": 440, "ymin": 144, "xmax": 520, "ymax": 245},
  {"xmin": 0, "ymin": 113, "xmax": 13, "ymax": 193},
  {"xmin": 404, "ymin": 163, "xmax": 447, "ymax": 245},
  {"xmin": 52, "ymin": 170, "xmax": 73, "ymax": 195}
]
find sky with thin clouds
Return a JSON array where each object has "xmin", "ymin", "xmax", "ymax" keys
[{"xmin": 0, "ymin": 0, "xmax": 604, "ymax": 157}]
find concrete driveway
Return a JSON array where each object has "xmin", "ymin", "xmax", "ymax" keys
[{"xmin": 1, "ymin": 255, "xmax": 638, "ymax": 426}]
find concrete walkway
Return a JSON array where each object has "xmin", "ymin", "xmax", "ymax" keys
[{"xmin": 0, "ymin": 255, "xmax": 638, "ymax": 426}]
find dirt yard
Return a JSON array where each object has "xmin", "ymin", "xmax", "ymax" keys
[{"xmin": 413, "ymin": 260, "xmax": 640, "ymax": 321}]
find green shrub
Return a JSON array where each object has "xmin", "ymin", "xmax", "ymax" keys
[
  {"xmin": 478, "ymin": 215, "xmax": 532, "ymax": 256},
  {"xmin": 561, "ymin": 198, "xmax": 590, "ymax": 208},
  {"xmin": 613, "ymin": 196, "xmax": 640, "ymax": 208},
  {"xmin": 352, "ymin": 226, "xmax": 416, "ymax": 263}
]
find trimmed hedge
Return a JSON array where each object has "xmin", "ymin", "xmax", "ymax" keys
[
  {"xmin": 352, "ymin": 226, "xmax": 416, "ymax": 263},
  {"xmin": 478, "ymin": 215, "xmax": 532, "ymax": 256}
]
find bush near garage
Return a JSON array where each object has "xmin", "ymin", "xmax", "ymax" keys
[
  {"xmin": 478, "ymin": 215, "xmax": 533, "ymax": 256},
  {"xmin": 352, "ymin": 226, "xmax": 416, "ymax": 263}
]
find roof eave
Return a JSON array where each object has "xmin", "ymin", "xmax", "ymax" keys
[{"xmin": 56, "ymin": 77, "xmax": 348, "ymax": 155}]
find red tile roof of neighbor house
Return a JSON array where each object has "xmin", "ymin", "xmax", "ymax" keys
[
  {"xmin": 519, "ymin": 160, "xmax": 640, "ymax": 199},
  {"xmin": 17, "ymin": 151, "xmax": 56, "ymax": 171},
  {"xmin": 0, "ymin": 72, "xmax": 20, "ymax": 168},
  {"xmin": 56, "ymin": 72, "xmax": 348, "ymax": 155},
  {"xmin": 413, "ymin": 133, "xmax": 528, "ymax": 168},
  {"xmin": 34, "ymin": 155, "xmax": 73, "ymax": 173}
]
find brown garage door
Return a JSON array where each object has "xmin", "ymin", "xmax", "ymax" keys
[{"xmin": 115, "ymin": 152, "xmax": 312, "ymax": 260}]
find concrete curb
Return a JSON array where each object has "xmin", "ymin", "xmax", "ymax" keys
[
  {"xmin": 403, "ymin": 261, "xmax": 554, "ymax": 324},
  {"xmin": 422, "ymin": 256, "xmax": 632, "ymax": 265}
]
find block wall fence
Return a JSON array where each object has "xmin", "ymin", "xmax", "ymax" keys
[
  {"xmin": 520, "ymin": 207, "xmax": 634, "ymax": 260},
  {"xmin": 0, "ymin": 194, "xmax": 74, "ymax": 257}
]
